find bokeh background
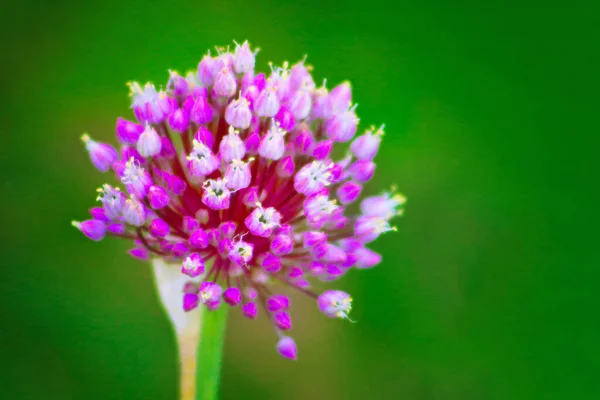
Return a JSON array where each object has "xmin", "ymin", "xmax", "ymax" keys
[{"xmin": 1, "ymin": 0, "xmax": 598, "ymax": 399}]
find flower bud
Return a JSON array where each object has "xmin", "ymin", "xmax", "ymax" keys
[
  {"xmin": 267, "ymin": 295, "xmax": 290, "ymax": 312},
  {"xmin": 148, "ymin": 185, "xmax": 170, "ymax": 209},
  {"xmin": 242, "ymin": 302, "xmax": 258, "ymax": 319},
  {"xmin": 350, "ymin": 126, "xmax": 383, "ymax": 160},
  {"xmin": 242, "ymin": 186, "xmax": 260, "ymax": 207},
  {"xmin": 276, "ymin": 336, "xmax": 297, "ymax": 360},
  {"xmin": 294, "ymin": 161, "xmax": 333, "ymax": 195},
  {"xmin": 214, "ymin": 67, "xmax": 237, "ymax": 98},
  {"xmin": 354, "ymin": 215, "xmax": 394, "ymax": 243},
  {"xmin": 289, "ymin": 59, "xmax": 314, "ymax": 90},
  {"xmin": 121, "ymin": 146, "xmax": 145, "ymax": 165},
  {"xmin": 274, "ymin": 105, "xmax": 296, "ymax": 131},
  {"xmin": 120, "ymin": 158, "xmax": 152, "ymax": 199},
  {"xmin": 167, "ymin": 70, "xmax": 189, "ymax": 98},
  {"xmin": 348, "ymin": 160, "xmax": 375, "ymax": 183},
  {"xmin": 337, "ymin": 181, "xmax": 362, "ymax": 204},
  {"xmin": 198, "ymin": 53, "xmax": 219, "ymax": 86},
  {"xmin": 172, "ymin": 242, "xmax": 189, "ymax": 258},
  {"xmin": 190, "ymin": 94, "xmax": 213, "ymax": 124},
  {"xmin": 293, "ymin": 127, "xmax": 314, "ymax": 154},
  {"xmin": 220, "ymin": 127, "xmax": 246, "ymax": 163},
  {"xmin": 244, "ymin": 131, "xmax": 261, "ymax": 154},
  {"xmin": 182, "ymin": 253, "xmax": 205, "ymax": 278},
  {"xmin": 270, "ymin": 234, "xmax": 293, "ymax": 255},
  {"xmin": 194, "ymin": 126, "xmax": 214, "ymax": 148},
  {"xmin": 225, "ymin": 159, "xmax": 252, "ymax": 190},
  {"xmin": 223, "ymin": 287, "xmax": 242, "ymax": 306},
  {"xmin": 318, "ymin": 290, "xmax": 352, "ymax": 319},
  {"xmin": 253, "ymin": 73, "xmax": 267, "ymax": 91},
  {"xmin": 329, "ymin": 81, "xmax": 351, "ymax": 113},
  {"xmin": 183, "ymin": 293, "xmax": 199, "ymax": 312},
  {"xmin": 149, "ymin": 218, "xmax": 170, "ymax": 238},
  {"xmin": 261, "ymin": 252, "xmax": 282, "ymax": 273},
  {"xmin": 183, "ymin": 216, "xmax": 200, "ymax": 233},
  {"xmin": 276, "ymin": 155, "xmax": 295, "ymax": 178},
  {"xmin": 258, "ymin": 123, "xmax": 286, "ymax": 160},
  {"xmin": 89, "ymin": 207, "xmax": 109, "ymax": 222},
  {"xmin": 168, "ymin": 108, "xmax": 190, "ymax": 133},
  {"xmin": 81, "ymin": 134, "xmax": 118, "ymax": 172},
  {"xmin": 129, "ymin": 247, "xmax": 149, "ymax": 260},
  {"xmin": 107, "ymin": 222, "xmax": 126, "ymax": 235},
  {"xmin": 122, "ymin": 196, "xmax": 146, "ymax": 226},
  {"xmin": 228, "ymin": 239, "xmax": 253, "ymax": 265},
  {"xmin": 255, "ymin": 86, "xmax": 280, "ymax": 117},
  {"xmin": 245, "ymin": 206, "xmax": 281, "ymax": 237},
  {"xmin": 311, "ymin": 84, "xmax": 333, "ymax": 119},
  {"xmin": 72, "ymin": 219, "xmax": 107, "ymax": 241},
  {"xmin": 202, "ymin": 179, "xmax": 231, "ymax": 210},
  {"xmin": 288, "ymin": 87, "xmax": 312, "ymax": 120},
  {"xmin": 303, "ymin": 231, "xmax": 327, "ymax": 248},
  {"xmin": 273, "ymin": 311, "xmax": 292, "ymax": 330},
  {"xmin": 187, "ymin": 140, "xmax": 219, "ymax": 177},
  {"xmin": 216, "ymin": 222, "xmax": 235, "ymax": 239},
  {"xmin": 354, "ymin": 247, "xmax": 382, "ymax": 269},
  {"xmin": 116, "ymin": 118, "xmax": 143, "ymax": 145},
  {"xmin": 96, "ymin": 184, "xmax": 125, "ymax": 220},
  {"xmin": 189, "ymin": 228, "xmax": 209, "ymax": 249},
  {"xmin": 326, "ymin": 104, "xmax": 358, "ymax": 142},
  {"xmin": 199, "ymin": 282, "xmax": 222, "ymax": 304},
  {"xmin": 288, "ymin": 267, "xmax": 304, "ymax": 278},
  {"xmin": 233, "ymin": 40, "xmax": 256, "ymax": 74},
  {"xmin": 137, "ymin": 124, "xmax": 162, "ymax": 157},
  {"xmin": 312, "ymin": 140, "xmax": 333, "ymax": 160},
  {"xmin": 225, "ymin": 96, "xmax": 252, "ymax": 129}
]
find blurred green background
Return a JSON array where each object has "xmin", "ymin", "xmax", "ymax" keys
[{"xmin": 1, "ymin": 0, "xmax": 598, "ymax": 399}]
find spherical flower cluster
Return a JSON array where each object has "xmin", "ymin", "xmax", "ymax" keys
[{"xmin": 72, "ymin": 41, "xmax": 406, "ymax": 360}]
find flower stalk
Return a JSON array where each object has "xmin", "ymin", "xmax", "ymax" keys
[
  {"xmin": 194, "ymin": 306, "xmax": 228, "ymax": 400},
  {"xmin": 153, "ymin": 258, "xmax": 228, "ymax": 400},
  {"xmin": 177, "ymin": 322, "xmax": 200, "ymax": 400}
]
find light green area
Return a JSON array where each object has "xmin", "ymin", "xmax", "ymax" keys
[
  {"xmin": 1, "ymin": 0, "xmax": 598, "ymax": 399},
  {"xmin": 196, "ymin": 307, "xmax": 228, "ymax": 400}
]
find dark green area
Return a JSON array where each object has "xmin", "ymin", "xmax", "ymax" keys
[{"xmin": 1, "ymin": 0, "xmax": 598, "ymax": 399}]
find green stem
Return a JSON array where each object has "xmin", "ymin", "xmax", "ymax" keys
[
  {"xmin": 151, "ymin": 259, "xmax": 228, "ymax": 400},
  {"xmin": 195, "ymin": 306, "xmax": 228, "ymax": 400}
]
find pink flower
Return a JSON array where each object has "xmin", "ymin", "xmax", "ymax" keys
[{"xmin": 73, "ymin": 41, "xmax": 405, "ymax": 360}]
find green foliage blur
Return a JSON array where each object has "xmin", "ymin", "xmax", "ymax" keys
[{"xmin": 1, "ymin": 0, "xmax": 598, "ymax": 399}]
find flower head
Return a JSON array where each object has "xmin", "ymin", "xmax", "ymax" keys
[{"xmin": 73, "ymin": 41, "xmax": 405, "ymax": 360}]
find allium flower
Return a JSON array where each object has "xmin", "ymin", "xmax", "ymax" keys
[{"xmin": 72, "ymin": 41, "xmax": 406, "ymax": 361}]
